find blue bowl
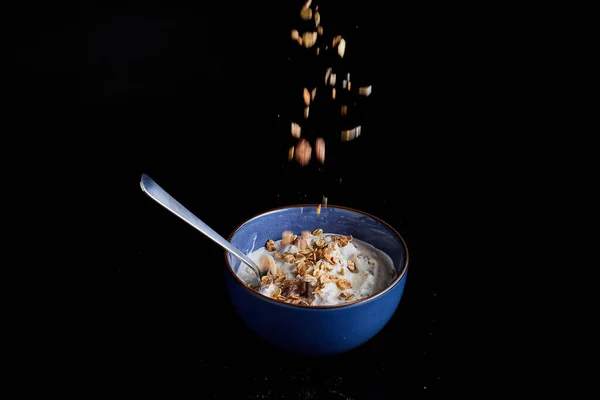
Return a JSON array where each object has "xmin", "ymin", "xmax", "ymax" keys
[{"xmin": 224, "ymin": 204, "xmax": 409, "ymax": 356}]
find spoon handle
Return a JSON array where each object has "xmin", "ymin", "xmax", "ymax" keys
[{"xmin": 139, "ymin": 174, "xmax": 261, "ymax": 282}]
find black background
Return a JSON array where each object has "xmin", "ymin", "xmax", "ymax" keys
[{"xmin": 12, "ymin": 0, "xmax": 446, "ymax": 396}]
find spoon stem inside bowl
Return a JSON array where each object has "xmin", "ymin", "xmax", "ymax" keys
[{"xmin": 139, "ymin": 173, "xmax": 262, "ymax": 283}]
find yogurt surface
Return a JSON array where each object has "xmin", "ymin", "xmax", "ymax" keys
[{"xmin": 235, "ymin": 229, "xmax": 397, "ymax": 306}]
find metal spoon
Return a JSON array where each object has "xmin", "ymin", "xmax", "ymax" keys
[{"xmin": 139, "ymin": 173, "xmax": 262, "ymax": 283}]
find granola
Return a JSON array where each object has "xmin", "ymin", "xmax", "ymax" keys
[{"xmin": 236, "ymin": 228, "xmax": 397, "ymax": 306}]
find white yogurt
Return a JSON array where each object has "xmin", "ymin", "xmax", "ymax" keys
[{"xmin": 235, "ymin": 231, "xmax": 397, "ymax": 306}]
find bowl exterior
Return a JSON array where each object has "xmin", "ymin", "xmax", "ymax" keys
[
  {"xmin": 224, "ymin": 270, "xmax": 407, "ymax": 355},
  {"xmin": 224, "ymin": 205, "xmax": 409, "ymax": 356}
]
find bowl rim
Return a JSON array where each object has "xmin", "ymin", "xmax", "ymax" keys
[{"xmin": 224, "ymin": 203, "xmax": 409, "ymax": 310}]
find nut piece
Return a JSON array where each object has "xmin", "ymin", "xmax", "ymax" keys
[
  {"xmin": 265, "ymin": 239, "xmax": 276, "ymax": 252},
  {"xmin": 315, "ymin": 137, "xmax": 325, "ymax": 164},
  {"xmin": 271, "ymin": 286, "xmax": 282, "ymax": 298},
  {"xmin": 303, "ymin": 88, "xmax": 310, "ymax": 106},
  {"xmin": 314, "ymin": 11, "xmax": 320, "ymax": 26},
  {"xmin": 300, "ymin": 7, "xmax": 313, "ymax": 20},
  {"xmin": 281, "ymin": 230, "xmax": 294, "ymax": 246},
  {"xmin": 288, "ymin": 145, "xmax": 295, "ymax": 161},
  {"xmin": 332, "ymin": 35, "xmax": 342, "ymax": 47},
  {"xmin": 347, "ymin": 259, "xmax": 357, "ymax": 272},
  {"xmin": 302, "ymin": 31, "xmax": 316, "ymax": 48},
  {"xmin": 260, "ymin": 254, "xmax": 275, "ymax": 274},
  {"xmin": 359, "ymin": 85, "xmax": 372, "ymax": 96},
  {"xmin": 297, "ymin": 237, "xmax": 308, "ymax": 250},
  {"xmin": 291, "ymin": 122, "xmax": 301, "ymax": 138},
  {"xmin": 319, "ymin": 272, "xmax": 331, "ymax": 285},
  {"xmin": 295, "ymin": 138, "xmax": 312, "ymax": 166},
  {"xmin": 329, "ymin": 73, "xmax": 336, "ymax": 86},
  {"xmin": 336, "ymin": 279, "xmax": 352, "ymax": 290},
  {"xmin": 283, "ymin": 253, "xmax": 295, "ymax": 264},
  {"xmin": 338, "ymin": 38, "xmax": 346, "ymax": 58},
  {"xmin": 261, "ymin": 275, "xmax": 273, "ymax": 286},
  {"xmin": 291, "ymin": 29, "xmax": 299, "ymax": 40}
]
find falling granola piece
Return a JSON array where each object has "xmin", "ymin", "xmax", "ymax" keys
[
  {"xmin": 341, "ymin": 105, "xmax": 347, "ymax": 116},
  {"xmin": 295, "ymin": 138, "xmax": 312, "ymax": 166},
  {"xmin": 311, "ymin": 88, "xmax": 316, "ymax": 101},
  {"xmin": 303, "ymin": 88, "xmax": 310, "ymax": 106},
  {"xmin": 332, "ymin": 87, "xmax": 336, "ymax": 99},
  {"xmin": 332, "ymin": 35, "xmax": 342, "ymax": 47},
  {"xmin": 347, "ymin": 81, "xmax": 351, "ymax": 90},
  {"xmin": 302, "ymin": 31, "xmax": 316, "ymax": 48},
  {"xmin": 288, "ymin": 145, "xmax": 295, "ymax": 161},
  {"xmin": 297, "ymin": 36, "xmax": 303, "ymax": 46},
  {"xmin": 325, "ymin": 68, "xmax": 332, "ymax": 84},
  {"xmin": 329, "ymin": 73, "xmax": 336, "ymax": 86},
  {"xmin": 315, "ymin": 137, "xmax": 325, "ymax": 164},
  {"xmin": 317, "ymin": 25, "xmax": 323, "ymax": 35},
  {"xmin": 341, "ymin": 126, "xmax": 360, "ymax": 141},
  {"xmin": 291, "ymin": 122, "xmax": 301, "ymax": 138},
  {"xmin": 316, "ymin": 204, "xmax": 321, "ymax": 214},
  {"xmin": 300, "ymin": 7, "xmax": 313, "ymax": 20},
  {"xmin": 265, "ymin": 239, "xmax": 276, "ymax": 252},
  {"xmin": 338, "ymin": 38, "xmax": 346, "ymax": 58},
  {"xmin": 359, "ymin": 85, "xmax": 372, "ymax": 96},
  {"xmin": 303, "ymin": 106, "xmax": 310, "ymax": 118},
  {"xmin": 322, "ymin": 196, "xmax": 328, "ymax": 207},
  {"xmin": 314, "ymin": 11, "xmax": 320, "ymax": 26},
  {"xmin": 291, "ymin": 29, "xmax": 299, "ymax": 40}
]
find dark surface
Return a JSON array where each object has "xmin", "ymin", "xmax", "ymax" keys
[{"xmin": 14, "ymin": 0, "xmax": 444, "ymax": 396}]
